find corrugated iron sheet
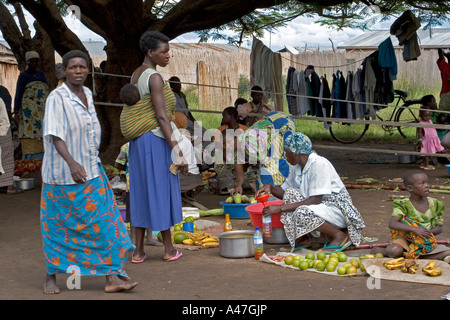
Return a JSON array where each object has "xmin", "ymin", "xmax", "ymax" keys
[{"xmin": 338, "ymin": 28, "xmax": 450, "ymax": 49}]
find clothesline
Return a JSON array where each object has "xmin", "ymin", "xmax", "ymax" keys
[
  {"xmin": 280, "ymin": 55, "xmax": 367, "ymax": 69},
  {"xmin": 88, "ymin": 70, "xmax": 450, "ymax": 129}
]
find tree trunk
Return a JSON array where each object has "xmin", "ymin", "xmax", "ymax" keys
[{"xmin": 94, "ymin": 42, "xmax": 143, "ymax": 164}]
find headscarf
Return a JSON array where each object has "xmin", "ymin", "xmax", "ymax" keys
[
  {"xmin": 283, "ymin": 132, "xmax": 314, "ymax": 154},
  {"xmin": 25, "ymin": 51, "xmax": 40, "ymax": 62}
]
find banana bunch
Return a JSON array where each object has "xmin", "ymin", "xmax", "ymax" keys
[
  {"xmin": 176, "ymin": 231, "xmax": 219, "ymax": 247},
  {"xmin": 199, "ymin": 237, "xmax": 219, "ymax": 247},
  {"xmin": 383, "ymin": 257, "xmax": 406, "ymax": 270},
  {"xmin": 422, "ymin": 260, "xmax": 442, "ymax": 277},
  {"xmin": 401, "ymin": 259, "xmax": 419, "ymax": 274}
]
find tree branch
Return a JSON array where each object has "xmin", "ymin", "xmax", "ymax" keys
[{"xmin": 16, "ymin": 0, "xmax": 88, "ymax": 56}]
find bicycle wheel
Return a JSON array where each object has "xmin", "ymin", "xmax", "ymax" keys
[
  {"xmin": 395, "ymin": 105, "xmax": 420, "ymax": 139},
  {"xmin": 329, "ymin": 119, "xmax": 369, "ymax": 144}
]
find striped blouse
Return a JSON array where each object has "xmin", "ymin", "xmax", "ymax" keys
[{"xmin": 42, "ymin": 83, "xmax": 101, "ymax": 185}]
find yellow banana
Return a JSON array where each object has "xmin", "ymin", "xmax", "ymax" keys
[
  {"xmin": 384, "ymin": 263, "xmax": 405, "ymax": 270},
  {"xmin": 182, "ymin": 239, "xmax": 194, "ymax": 245},
  {"xmin": 385, "ymin": 257, "xmax": 405, "ymax": 265},
  {"xmin": 423, "ymin": 268, "xmax": 442, "ymax": 277},
  {"xmin": 202, "ymin": 237, "xmax": 218, "ymax": 243},
  {"xmin": 190, "ymin": 235, "xmax": 207, "ymax": 241},
  {"xmin": 201, "ymin": 241, "xmax": 219, "ymax": 247},
  {"xmin": 422, "ymin": 260, "xmax": 436, "ymax": 271}
]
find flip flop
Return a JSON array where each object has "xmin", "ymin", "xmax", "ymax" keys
[
  {"xmin": 321, "ymin": 238, "xmax": 352, "ymax": 254},
  {"xmin": 279, "ymin": 243, "xmax": 310, "ymax": 252},
  {"xmin": 131, "ymin": 253, "xmax": 148, "ymax": 264},
  {"xmin": 165, "ymin": 249, "xmax": 183, "ymax": 262}
]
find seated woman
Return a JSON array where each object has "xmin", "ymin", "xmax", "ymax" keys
[
  {"xmin": 256, "ymin": 132, "xmax": 365, "ymax": 253},
  {"xmin": 229, "ymin": 111, "xmax": 296, "ymax": 195}
]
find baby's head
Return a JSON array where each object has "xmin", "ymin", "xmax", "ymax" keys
[
  {"xmin": 403, "ymin": 170, "xmax": 429, "ymax": 195},
  {"xmin": 120, "ymin": 84, "xmax": 140, "ymax": 106}
]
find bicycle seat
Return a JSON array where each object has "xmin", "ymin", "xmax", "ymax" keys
[
  {"xmin": 403, "ymin": 98, "xmax": 423, "ymax": 106},
  {"xmin": 394, "ymin": 89, "xmax": 408, "ymax": 99}
]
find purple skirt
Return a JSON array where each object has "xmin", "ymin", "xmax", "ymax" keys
[{"xmin": 128, "ymin": 131, "xmax": 182, "ymax": 230}]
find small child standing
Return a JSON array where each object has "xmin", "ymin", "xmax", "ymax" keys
[
  {"xmin": 417, "ymin": 106, "xmax": 445, "ymax": 170},
  {"xmin": 373, "ymin": 170, "xmax": 450, "ymax": 261}
]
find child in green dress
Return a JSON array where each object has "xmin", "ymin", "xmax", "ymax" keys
[{"xmin": 373, "ymin": 170, "xmax": 450, "ymax": 261}]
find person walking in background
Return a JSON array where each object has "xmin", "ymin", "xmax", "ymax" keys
[
  {"xmin": 14, "ymin": 51, "xmax": 49, "ymax": 160},
  {"xmin": 40, "ymin": 50, "xmax": 137, "ymax": 294},
  {"xmin": 125, "ymin": 31, "xmax": 188, "ymax": 263}
]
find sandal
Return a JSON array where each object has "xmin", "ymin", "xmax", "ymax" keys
[
  {"xmin": 420, "ymin": 165, "xmax": 435, "ymax": 171},
  {"xmin": 321, "ymin": 238, "xmax": 352, "ymax": 254},
  {"xmin": 164, "ymin": 249, "xmax": 183, "ymax": 262},
  {"xmin": 131, "ymin": 253, "xmax": 148, "ymax": 264},
  {"xmin": 6, "ymin": 186, "xmax": 24, "ymax": 195}
]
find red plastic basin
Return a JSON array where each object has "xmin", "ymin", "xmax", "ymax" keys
[{"xmin": 245, "ymin": 200, "xmax": 284, "ymax": 229}]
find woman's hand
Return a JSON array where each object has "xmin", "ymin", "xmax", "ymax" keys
[
  {"xmin": 255, "ymin": 183, "xmax": 272, "ymax": 198},
  {"xmin": 230, "ymin": 186, "xmax": 243, "ymax": 196},
  {"xmin": 262, "ymin": 204, "xmax": 282, "ymax": 216},
  {"xmin": 69, "ymin": 161, "xmax": 87, "ymax": 184},
  {"xmin": 413, "ymin": 226, "xmax": 434, "ymax": 239}
]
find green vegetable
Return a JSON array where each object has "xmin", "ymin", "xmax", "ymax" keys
[
  {"xmin": 225, "ymin": 196, "xmax": 233, "ymax": 203},
  {"xmin": 199, "ymin": 208, "xmax": 225, "ymax": 217},
  {"xmin": 232, "ymin": 193, "xmax": 242, "ymax": 204},
  {"xmin": 241, "ymin": 195, "xmax": 249, "ymax": 203}
]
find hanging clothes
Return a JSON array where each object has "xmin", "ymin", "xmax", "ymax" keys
[
  {"xmin": 308, "ymin": 67, "xmax": 322, "ymax": 117},
  {"xmin": 250, "ymin": 37, "xmax": 284, "ymax": 110},
  {"xmin": 319, "ymin": 76, "xmax": 332, "ymax": 129},
  {"xmin": 378, "ymin": 37, "xmax": 398, "ymax": 81},
  {"xmin": 390, "ymin": 10, "xmax": 421, "ymax": 61},
  {"xmin": 286, "ymin": 66, "xmax": 297, "ymax": 115},
  {"xmin": 345, "ymin": 71, "xmax": 354, "ymax": 120},
  {"xmin": 352, "ymin": 68, "xmax": 364, "ymax": 119}
]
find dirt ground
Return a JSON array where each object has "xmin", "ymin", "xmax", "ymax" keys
[{"xmin": 1, "ymin": 142, "xmax": 450, "ymax": 303}]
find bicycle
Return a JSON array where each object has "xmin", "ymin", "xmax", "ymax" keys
[{"xmin": 329, "ymin": 89, "xmax": 423, "ymax": 144}]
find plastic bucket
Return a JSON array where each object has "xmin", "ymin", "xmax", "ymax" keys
[
  {"xmin": 245, "ymin": 200, "xmax": 284, "ymax": 228},
  {"xmin": 220, "ymin": 201, "xmax": 251, "ymax": 218}
]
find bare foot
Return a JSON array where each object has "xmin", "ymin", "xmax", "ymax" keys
[
  {"xmin": 105, "ymin": 275, "xmax": 138, "ymax": 293},
  {"xmin": 44, "ymin": 274, "xmax": 60, "ymax": 294}
]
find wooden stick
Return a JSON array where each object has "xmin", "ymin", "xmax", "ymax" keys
[{"xmin": 344, "ymin": 239, "xmax": 450, "ymax": 251}]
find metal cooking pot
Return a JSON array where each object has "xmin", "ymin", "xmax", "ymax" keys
[
  {"xmin": 13, "ymin": 178, "xmax": 35, "ymax": 191},
  {"xmin": 216, "ymin": 230, "xmax": 254, "ymax": 258},
  {"xmin": 395, "ymin": 153, "xmax": 417, "ymax": 164},
  {"xmin": 263, "ymin": 228, "xmax": 289, "ymax": 244}
]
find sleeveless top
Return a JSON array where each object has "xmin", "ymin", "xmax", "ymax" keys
[{"xmin": 120, "ymin": 68, "xmax": 177, "ymax": 140}]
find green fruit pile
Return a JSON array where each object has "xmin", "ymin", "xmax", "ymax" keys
[
  {"xmin": 283, "ymin": 251, "xmax": 366, "ymax": 275},
  {"xmin": 225, "ymin": 194, "xmax": 257, "ymax": 204}
]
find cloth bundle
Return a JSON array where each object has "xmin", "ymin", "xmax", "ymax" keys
[{"xmin": 120, "ymin": 82, "xmax": 176, "ymax": 140}]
